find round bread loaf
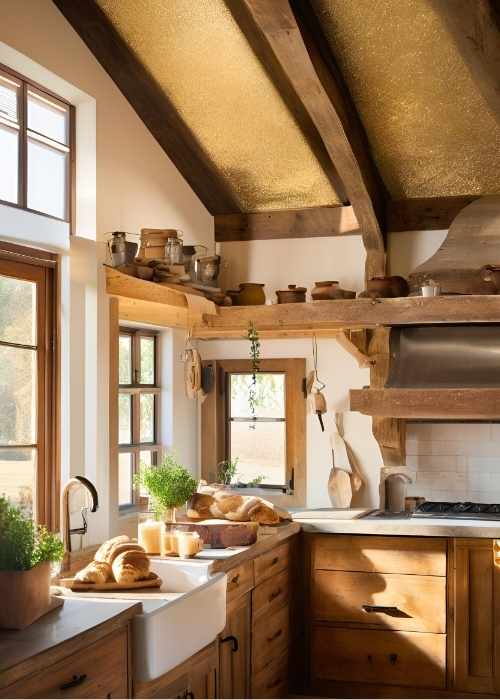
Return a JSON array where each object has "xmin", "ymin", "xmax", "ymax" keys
[
  {"xmin": 94, "ymin": 535, "xmax": 131, "ymax": 563},
  {"xmin": 106, "ymin": 541, "xmax": 146, "ymax": 565}
]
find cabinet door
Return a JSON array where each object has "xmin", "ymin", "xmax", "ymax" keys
[
  {"xmin": 219, "ymin": 592, "xmax": 251, "ymax": 699},
  {"xmin": 454, "ymin": 538, "xmax": 500, "ymax": 694},
  {"xmin": 188, "ymin": 643, "xmax": 218, "ymax": 700}
]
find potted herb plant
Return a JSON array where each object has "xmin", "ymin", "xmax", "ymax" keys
[
  {"xmin": 135, "ymin": 453, "xmax": 198, "ymax": 523},
  {"xmin": 217, "ymin": 457, "xmax": 239, "ymax": 487},
  {"xmin": 0, "ymin": 497, "xmax": 64, "ymax": 629}
]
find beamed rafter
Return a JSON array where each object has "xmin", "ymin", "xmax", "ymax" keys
[
  {"xmin": 52, "ymin": 0, "xmax": 239, "ymax": 214},
  {"xmin": 225, "ymin": 0, "xmax": 386, "ymax": 279}
]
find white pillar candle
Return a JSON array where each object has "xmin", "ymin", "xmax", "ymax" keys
[
  {"xmin": 138, "ymin": 519, "xmax": 162, "ymax": 555},
  {"xmin": 175, "ymin": 531, "xmax": 201, "ymax": 559}
]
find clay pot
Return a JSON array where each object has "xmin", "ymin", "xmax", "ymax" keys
[
  {"xmin": 389, "ymin": 275, "xmax": 410, "ymax": 297},
  {"xmin": 226, "ymin": 290, "xmax": 241, "ymax": 306},
  {"xmin": 311, "ymin": 281, "xmax": 340, "ymax": 300},
  {"xmin": 238, "ymin": 283, "xmax": 266, "ymax": 306},
  {"xmin": 366, "ymin": 276, "xmax": 409, "ymax": 298},
  {"xmin": 276, "ymin": 284, "xmax": 307, "ymax": 304}
]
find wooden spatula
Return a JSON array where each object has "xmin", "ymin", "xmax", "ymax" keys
[{"xmin": 314, "ymin": 390, "xmax": 327, "ymax": 431}]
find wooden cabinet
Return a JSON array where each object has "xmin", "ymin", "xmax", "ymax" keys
[
  {"xmin": 219, "ymin": 593, "xmax": 251, "ymax": 699},
  {"xmin": 134, "ymin": 642, "xmax": 218, "ymax": 699},
  {"xmin": 454, "ymin": 538, "xmax": 500, "ymax": 695},
  {"xmin": 3, "ymin": 629, "xmax": 129, "ymax": 699}
]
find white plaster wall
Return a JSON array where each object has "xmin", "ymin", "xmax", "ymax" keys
[{"xmin": 0, "ymin": 0, "xmax": 213, "ymax": 543}]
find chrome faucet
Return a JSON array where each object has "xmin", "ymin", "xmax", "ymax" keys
[{"xmin": 60, "ymin": 476, "xmax": 99, "ymax": 553}]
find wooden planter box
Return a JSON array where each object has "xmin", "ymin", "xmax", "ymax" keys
[{"xmin": 0, "ymin": 561, "xmax": 57, "ymax": 629}]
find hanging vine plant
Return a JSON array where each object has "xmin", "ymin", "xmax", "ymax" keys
[{"xmin": 247, "ymin": 321, "xmax": 261, "ymax": 427}]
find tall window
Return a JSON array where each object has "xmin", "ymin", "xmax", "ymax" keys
[
  {"xmin": 201, "ymin": 358, "xmax": 306, "ymax": 505},
  {"xmin": 118, "ymin": 328, "xmax": 160, "ymax": 509},
  {"xmin": 0, "ymin": 246, "xmax": 57, "ymax": 526},
  {"xmin": 0, "ymin": 64, "xmax": 74, "ymax": 222}
]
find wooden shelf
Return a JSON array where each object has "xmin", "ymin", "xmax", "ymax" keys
[
  {"xmin": 350, "ymin": 388, "xmax": 500, "ymax": 419},
  {"xmin": 105, "ymin": 267, "xmax": 500, "ymax": 339},
  {"xmin": 195, "ymin": 295, "xmax": 500, "ymax": 340}
]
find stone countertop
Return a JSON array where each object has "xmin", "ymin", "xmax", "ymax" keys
[
  {"xmin": 0, "ymin": 597, "xmax": 140, "ymax": 689},
  {"xmin": 292, "ymin": 509, "xmax": 500, "ymax": 538}
]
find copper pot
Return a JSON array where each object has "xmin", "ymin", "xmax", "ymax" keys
[{"xmin": 276, "ymin": 284, "xmax": 307, "ymax": 304}]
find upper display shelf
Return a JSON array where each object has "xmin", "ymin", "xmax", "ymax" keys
[{"xmin": 105, "ymin": 267, "xmax": 500, "ymax": 339}]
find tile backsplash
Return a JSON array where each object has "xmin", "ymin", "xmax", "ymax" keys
[{"xmin": 405, "ymin": 422, "xmax": 500, "ymax": 503}]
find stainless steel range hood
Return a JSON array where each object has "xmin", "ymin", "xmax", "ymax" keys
[{"xmin": 387, "ymin": 325, "xmax": 500, "ymax": 389}]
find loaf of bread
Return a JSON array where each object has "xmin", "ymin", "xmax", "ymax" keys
[
  {"xmin": 112, "ymin": 549, "xmax": 150, "ymax": 585},
  {"xmin": 106, "ymin": 541, "xmax": 146, "ymax": 565},
  {"xmin": 74, "ymin": 560, "xmax": 113, "ymax": 584},
  {"xmin": 94, "ymin": 535, "xmax": 131, "ymax": 563},
  {"xmin": 187, "ymin": 487, "xmax": 291, "ymax": 525}
]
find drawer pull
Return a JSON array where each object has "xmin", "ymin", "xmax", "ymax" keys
[
  {"xmin": 221, "ymin": 634, "xmax": 239, "ymax": 653},
  {"xmin": 59, "ymin": 674, "xmax": 87, "ymax": 690},
  {"xmin": 271, "ymin": 557, "xmax": 279, "ymax": 566},
  {"xmin": 362, "ymin": 604, "xmax": 409, "ymax": 618},
  {"xmin": 230, "ymin": 573, "xmax": 240, "ymax": 585},
  {"xmin": 267, "ymin": 628, "xmax": 283, "ymax": 643},
  {"xmin": 267, "ymin": 678, "xmax": 282, "ymax": 690},
  {"xmin": 389, "ymin": 653, "xmax": 398, "ymax": 665},
  {"xmin": 268, "ymin": 587, "xmax": 282, "ymax": 602}
]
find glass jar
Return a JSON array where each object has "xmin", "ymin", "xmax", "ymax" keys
[
  {"xmin": 138, "ymin": 512, "xmax": 162, "ymax": 555},
  {"xmin": 160, "ymin": 521, "xmax": 177, "ymax": 557},
  {"xmin": 166, "ymin": 232, "xmax": 183, "ymax": 265},
  {"xmin": 175, "ymin": 530, "xmax": 202, "ymax": 559}
]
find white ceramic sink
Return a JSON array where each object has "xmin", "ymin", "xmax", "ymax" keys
[{"xmin": 131, "ymin": 558, "xmax": 226, "ymax": 682}]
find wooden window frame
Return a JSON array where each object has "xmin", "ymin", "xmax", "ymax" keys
[
  {"xmin": 0, "ymin": 62, "xmax": 75, "ymax": 230},
  {"xmin": 0, "ymin": 242, "xmax": 59, "ymax": 528},
  {"xmin": 201, "ymin": 358, "xmax": 306, "ymax": 507},
  {"xmin": 118, "ymin": 327, "xmax": 161, "ymax": 510}
]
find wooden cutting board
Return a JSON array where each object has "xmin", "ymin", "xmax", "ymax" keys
[{"xmin": 58, "ymin": 572, "xmax": 162, "ymax": 592}]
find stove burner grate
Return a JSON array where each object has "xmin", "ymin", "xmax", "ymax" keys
[{"xmin": 413, "ymin": 501, "xmax": 500, "ymax": 520}]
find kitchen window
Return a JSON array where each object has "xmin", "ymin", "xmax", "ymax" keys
[
  {"xmin": 0, "ymin": 63, "xmax": 74, "ymax": 223},
  {"xmin": 118, "ymin": 328, "xmax": 160, "ymax": 509},
  {"xmin": 0, "ymin": 244, "xmax": 57, "ymax": 527},
  {"xmin": 201, "ymin": 358, "xmax": 306, "ymax": 506}
]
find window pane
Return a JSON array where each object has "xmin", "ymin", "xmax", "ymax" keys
[
  {"xmin": 27, "ymin": 137, "xmax": 68, "ymax": 219},
  {"xmin": 230, "ymin": 421, "xmax": 286, "ymax": 485},
  {"xmin": 118, "ymin": 452, "xmax": 133, "ymax": 506},
  {"xmin": 0, "ymin": 123, "xmax": 19, "ymax": 204},
  {"xmin": 230, "ymin": 373, "xmax": 285, "ymax": 418},
  {"xmin": 119, "ymin": 335, "xmax": 132, "ymax": 384},
  {"xmin": 139, "ymin": 450, "xmax": 155, "ymax": 497},
  {"xmin": 0, "ymin": 74, "xmax": 19, "ymax": 124},
  {"xmin": 118, "ymin": 394, "xmax": 132, "ymax": 445},
  {"xmin": 0, "ymin": 447, "xmax": 36, "ymax": 518},
  {"xmin": 140, "ymin": 336, "xmax": 155, "ymax": 384},
  {"xmin": 27, "ymin": 90, "xmax": 69, "ymax": 144},
  {"xmin": 140, "ymin": 394, "xmax": 155, "ymax": 443},
  {"xmin": 0, "ymin": 274, "xmax": 36, "ymax": 346},
  {"xmin": 0, "ymin": 346, "xmax": 36, "ymax": 445}
]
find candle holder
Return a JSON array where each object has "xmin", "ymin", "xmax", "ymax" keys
[{"xmin": 138, "ymin": 511, "xmax": 162, "ymax": 555}]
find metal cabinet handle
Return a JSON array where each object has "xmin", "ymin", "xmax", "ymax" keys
[
  {"xmin": 59, "ymin": 674, "xmax": 87, "ymax": 690},
  {"xmin": 389, "ymin": 653, "xmax": 398, "ymax": 665},
  {"xmin": 362, "ymin": 604, "xmax": 405, "ymax": 617},
  {"xmin": 267, "ymin": 628, "xmax": 283, "ymax": 643},
  {"xmin": 221, "ymin": 634, "xmax": 239, "ymax": 652},
  {"xmin": 271, "ymin": 557, "xmax": 279, "ymax": 566},
  {"xmin": 230, "ymin": 573, "xmax": 240, "ymax": 585},
  {"xmin": 268, "ymin": 587, "xmax": 282, "ymax": 602}
]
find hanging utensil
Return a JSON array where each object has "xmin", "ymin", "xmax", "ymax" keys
[{"xmin": 314, "ymin": 391, "xmax": 327, "ymax": 432}]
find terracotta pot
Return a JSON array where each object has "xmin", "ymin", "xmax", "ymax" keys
[
  {"xmin": 276, "ymin": 284, "xmax": 307, "ymax": 304},
  {"xmin": 238, "ymin": 283, "xmax": 266, "ymax": 306},
  {"xmin": 389, "ymin": 275, "xmax": 410, "ymax": 297},
  {"xmin": 366, "ymin": 276, "xmax": 409, "ymax": 298},
  {"xmin": 0, "ymin": 561, "xmax": 52, "ymax": 629},
  {"xmin": 311, "ymin": 281, "xmax": 340, "ymax": 300}
]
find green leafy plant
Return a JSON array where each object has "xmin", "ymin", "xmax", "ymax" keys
[
  {"xmin": 246, "ymin": 474, "xmax": 266, "ymax": 487},
  {"xmin": 247, "ymin": 322, "xmax": 261, "ymax": 424},
  {"xmin": 217, "ymin": 457, "xmax": 239, "ymax": 486},
  {"xmin": 0, "ymin": 496, "xmax": 64, "ymax": 571},
  {"xmin": 134, "ymin": 453, "xmax": 197, "ymax": 520}
]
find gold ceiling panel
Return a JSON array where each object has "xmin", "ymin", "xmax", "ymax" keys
[
  {"xmin": 312, "ymin": 0, "xmax": 500, "ymax": 199},
  {"xmin": 96, "ymin": 0, "xmax": 340, "ymax": 212}
]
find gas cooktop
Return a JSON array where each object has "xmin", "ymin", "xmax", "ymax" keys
[{"xmin": 413, "ymin": 501, "xmax": 500, "ymax": 520}]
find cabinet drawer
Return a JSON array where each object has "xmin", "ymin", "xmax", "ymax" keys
[
  {"xmin": 226, "ymin": 560, "xmax": 254, "ymax": 603},
  {"xmin": 4, "ymin": 629, "xmax": 128, "ymax": 699},
  {"xmin": 254, "ymin": 543, "xmax": 289, "ymax": 585},
  {"xmin": 253, "ymin": 569, "xmax": 289, "ymax": 619},
  {"xmin": 252, "ymin": 651, "xmax": 288, "ymax": 699},
  {"xmin": 312, "ymin": 625, "xmax": 446, "ymax": 689},
  {"xmin": 312, "ymin": 535, "xmax": 447, "ymax": 576},
  {"xmin": 313, "ymin": 570, "xmax": 446, "ymax": 633},
  {"xmin": 252, "ymin": 605, "xmax": 289, "ymax": 673}
]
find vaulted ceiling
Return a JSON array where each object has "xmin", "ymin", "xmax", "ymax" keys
[{"xmin": 53, "ymin": 0, "xmax": 500, "ymax": 277}]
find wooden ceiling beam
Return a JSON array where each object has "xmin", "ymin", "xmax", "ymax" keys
[
  {"xmin": 52, "ymin": 0, "xmax": 239, "ymax": 214},
  {"xmin": 386, "ymin": 196, "xmax": 480, "ymax": 232},
  {"xmin": 431, "ymin": 0, "xmax": 500, "ymax": 123},
  {"xmin": 214, "ymin": 205, "xmax": 359, "ymax": 241},
  {"xmin": 226, "ymin": 0, "xmax": 386, "ymax": 279}
]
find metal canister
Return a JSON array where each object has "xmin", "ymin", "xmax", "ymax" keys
[{"xmin": 109, "ymin": 231, "xmax": 127, "ymax": 267}]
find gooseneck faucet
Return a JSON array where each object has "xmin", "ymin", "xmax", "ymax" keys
[{"xmin": 61, "ymin": 476, "xmax": 99, "ymax": 553}]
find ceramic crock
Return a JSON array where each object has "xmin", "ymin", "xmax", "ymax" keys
[
  {"xmin": 238, "ymin": 283, "xmax": 266, "ymax": 305},
  {"xmin": 276, "ymin": 284, "xmax": 307, "ymax": 304}
]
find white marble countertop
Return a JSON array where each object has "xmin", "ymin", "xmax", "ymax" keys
[{"xmin": 292, "ymin": 509, "xmax": 500, "ymax": 538}]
